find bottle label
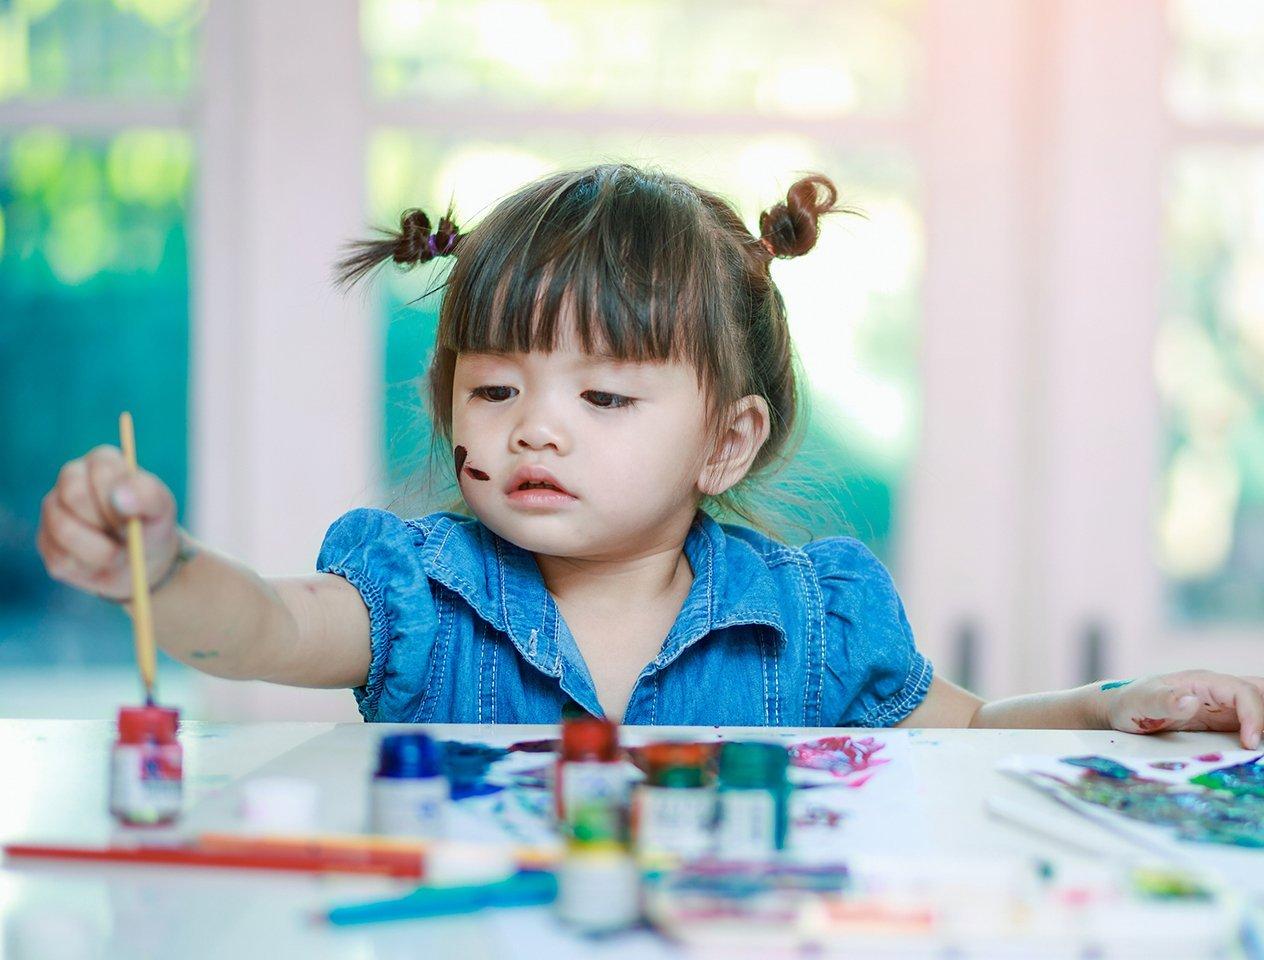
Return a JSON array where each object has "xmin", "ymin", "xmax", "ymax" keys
[
  {"xmin": 109, "ymin": 744, "xmax": 183, "ymax": 824},
  {"xmin": 370, "ymin": 777, "xmax": 447, "ymax": 837},
  {"xmin": 559, "ymin": 761, "xmax": 628, "ymax": 821},
  {"xmin": 715, "ymin": 789, "xmax": 777, "ymax": 858},
  {"xmin": 633, "ymin": 785, "xmax": 714, "ymax": 860}
]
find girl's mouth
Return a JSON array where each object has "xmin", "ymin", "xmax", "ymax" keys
[{"xmin": 506, "ymin": 486, "xmax": 577, "ymax": 508}]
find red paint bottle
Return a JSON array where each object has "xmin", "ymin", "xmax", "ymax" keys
[
  {"xmin": 554, "ymin": 715, "xmax": 628, "ymax": 837},
  {"xmin": 109, "ymin": 705, "xmax": 183, "ymax": 826}
]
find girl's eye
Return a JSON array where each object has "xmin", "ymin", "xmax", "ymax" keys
[
  {"xmin": 471, "ymin": 386, "xmax": 516, "ymax": 402},
  {"xmin": 583, "ymin": 391, "xmax": 636, "ymax": 410}
]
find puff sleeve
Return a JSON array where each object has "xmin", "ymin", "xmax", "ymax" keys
[
  {"xmin": 804, "ymin": 536, "xmax": 934, "ymax": 727},
  {"xmin": 316, "ymin": 507, "xmax": 441, "ymax": 723}
]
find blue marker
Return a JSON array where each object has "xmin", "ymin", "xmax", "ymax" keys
[{"xmin": 325, "ymin": 870, "xmax": 558, "ymax": 925}]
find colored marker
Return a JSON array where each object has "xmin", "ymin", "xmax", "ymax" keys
[
  {"xmin": 2, "ymin": 841, "xmax": 424, "ymax": 878},
  {"xmin": 324, "ymin": 870, "xmax": 558, "ymax": 925}
]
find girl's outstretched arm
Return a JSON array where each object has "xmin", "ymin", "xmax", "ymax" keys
[
  {"xmin": 139, "ymin": 546, "xmax": 373, "ymax": 689},
  {"xmin": 37, "ymin": 444, "xmax": 372, "ymax": 689},
  {"xmin": 896, "ymin": 672, "xmax": 1264, "ymax": 749}
]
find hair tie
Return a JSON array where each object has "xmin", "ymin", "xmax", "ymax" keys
[{"xmin": 427, "ymin": 232, "xmax": 457, "ymax": 257}]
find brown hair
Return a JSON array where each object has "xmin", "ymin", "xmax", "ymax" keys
[{"xmin": 337, "ymin": 163, "xmax": 854, "ymax": 538}]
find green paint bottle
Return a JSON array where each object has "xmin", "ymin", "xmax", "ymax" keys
[{"xmin": 714, "ymin": 741, "xmax": 789, "ymax": 858}]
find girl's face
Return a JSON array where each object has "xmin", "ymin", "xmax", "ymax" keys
[{"xmin": 451, "ymin": 325, "xmax": 717, "ymax": 560}]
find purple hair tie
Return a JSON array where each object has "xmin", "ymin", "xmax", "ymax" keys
[{"xmin": 426, "ymin": 232, "xmax": 456, "ymax": 257}]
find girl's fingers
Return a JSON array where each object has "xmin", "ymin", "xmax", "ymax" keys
[
  {"xmin": 1224, "ymin": 680, "xmax": 1264, "ymax": 749},
  {"xmin": 55, "ymin": 458, "xmax": 108, "ymax": 530},
  {"xmin": 41, "ymin": 495, "xmax": 125, "ymax": 573},
  {"xmin": 84, "ymin": 445, "xmax": 131, "ymax": 530}
]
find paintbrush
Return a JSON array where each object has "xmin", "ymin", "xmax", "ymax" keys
[{"xmin": 118, "ymin": 412, "xmax": 158, "ymax": 707}]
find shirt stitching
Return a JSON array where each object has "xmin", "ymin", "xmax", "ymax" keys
[
  {"xmin": 797, "ymin": 549, "xmax": 826, "ymax": 725},
  {"xmin": 416, "ymin": 590, "xmax": 450, "ymax": 722},
  {"xmin": 761, "ymin": 640, "xmax": 770, "ymax": 725},
  {"xmin": 863, "ymin": 654, "xmax": 934, "ymax": 727},
  {"xmin": 772, "ymin": 633, "xmax": 781, "ymax": 725}
]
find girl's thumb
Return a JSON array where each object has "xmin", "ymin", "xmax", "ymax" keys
[{"xmin": 111, "ymin": 484, "xmax": 139, "ymax": 517}]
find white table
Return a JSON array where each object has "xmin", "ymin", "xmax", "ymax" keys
[{"xmin": 0, "ymin": 721, "xmax": 1258, "ymax": 959}]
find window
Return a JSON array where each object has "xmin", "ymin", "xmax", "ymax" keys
[
  {"xmin": 1161, "ymin": 0, "xmax": 1264, "ymax": 625},
  {"xmin": 0, "ymin": 0, "xmax": 200, "ymax": 711}
]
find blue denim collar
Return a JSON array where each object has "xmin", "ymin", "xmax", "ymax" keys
[{"xmin": 418, "ymin": 509, "xmax": 789, "ymax": 686}]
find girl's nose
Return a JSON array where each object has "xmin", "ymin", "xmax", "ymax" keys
[{"xmin": 509, "ymin": 405, "xmax": 568, "ymax": 454}]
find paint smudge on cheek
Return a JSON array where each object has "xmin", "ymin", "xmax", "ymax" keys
[{"xmin": 453, "ymin": 444, "xmax": 491, "ymax": 482}]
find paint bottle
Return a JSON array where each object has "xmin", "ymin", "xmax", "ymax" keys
[
  {"xmin": 554, "ymin": 715, "xmax": 628, "ymax": 840},
  {"xmin": 714, "ymin": 741, "xmax": 789, "ymax": 859},
  {"xmin": 109, "ymin": 704, "xmax": 182, "ymax": 826},
  {"xmin": 556, "ymin": 800, "xmax": 641, "ymax": 934},
  {"xmin": 631, "ymin": 742, "xmax": 714, "ymax": 866},
  {"xmin": 369, "ymin": 733, "xmax": 447, "ymax": 837}
]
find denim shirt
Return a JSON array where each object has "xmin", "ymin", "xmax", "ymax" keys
[{"xmin": 316, "ymin": 507, "xmax": 933, "ymax": 726}]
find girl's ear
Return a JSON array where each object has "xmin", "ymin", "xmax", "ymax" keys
[{"xmin": 697, "ymin": 396, "xmax": 771, "ymax": 497}]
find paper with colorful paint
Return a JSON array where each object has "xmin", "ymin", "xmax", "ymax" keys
[
  {"xmin": 441, "ymin": 731, "xmax": 925, "ymax": 856},
  {"xmin": 999, "ymin": 750, "xmax": 1264, "ymax": 851}
]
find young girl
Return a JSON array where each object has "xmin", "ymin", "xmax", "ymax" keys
[{"xmin": 37, "ymin": 163, "xmax": 1262, "ymax": 745}]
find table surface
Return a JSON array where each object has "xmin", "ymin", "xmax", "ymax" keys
[{"xmin": 0, "ymin": 720, "xmax": 1259, "ymax": 960}]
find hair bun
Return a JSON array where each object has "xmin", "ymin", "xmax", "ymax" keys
[
  {"xmin": 758, "ymin": 174, "xmax": 842, "ymax": 259},
  {"xmin": 394, "ymin": 208, "xmax": 433, "ymax": 265}
]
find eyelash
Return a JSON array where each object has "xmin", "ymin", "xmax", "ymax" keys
[{"xmin": 470, "ymin": 386, "xmax": 637, "ymax": 410}]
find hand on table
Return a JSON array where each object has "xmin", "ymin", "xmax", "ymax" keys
[{"xmin": 1102, "ymin": 671, "xmax": 1264, "ymax": 749}]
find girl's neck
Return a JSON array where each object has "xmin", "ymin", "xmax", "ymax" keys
[{"xmin": 534, "ymin": 515, "xmax": 697, "ymax": 611}]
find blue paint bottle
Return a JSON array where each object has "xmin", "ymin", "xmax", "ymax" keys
[{"xmin": 370, "ymin": 733, "xmax": 447, "ymax": 837}]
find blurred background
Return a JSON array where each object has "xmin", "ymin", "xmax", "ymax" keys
[{"xmin": 0, "ymin": 0, "xmax": 1260, "ymax": 721}]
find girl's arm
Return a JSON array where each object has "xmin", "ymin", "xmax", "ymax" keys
[
  {"xmin": 37, "ymin": 445, "xmax": 371, "ymax": 689},
  {"xmin": 897, "ymin": 673, "xmax": 1264, "ymax": 749},
  {"xmin": 133, "ymin": 538, "xmax": 371, "ymax": 688}
]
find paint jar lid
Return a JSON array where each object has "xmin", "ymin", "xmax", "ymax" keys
[
  {"xmin": 116, "ymin": 705, "xmax": 179, "ymax": 744},
  {"xmin": 376, "ymin": 733, "xmax": 442, "ymax": 779},
  {"xmin": 717, "ymin": 741, "xmax": 788, "ymax": 789},
  {"xmin": 561, "ymin": 716, "xmax": 619, "ymax": 762},
  {"xmin": 641, "ymin": 742, "xmax": 711, "ymax": 787}
]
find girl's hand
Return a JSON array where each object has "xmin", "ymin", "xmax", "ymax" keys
[
  {"xmin": 36, "ymin": 445, "xmax": 180, "ymax": 602},
  {"xmin": 1102, "ymin": 671, "xmax": 1264, "ymax": 749}
]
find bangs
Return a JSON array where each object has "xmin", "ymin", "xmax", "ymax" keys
[{"xmin": 438, "ymin": 166, "xmax": 732, "ymax": 380}]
